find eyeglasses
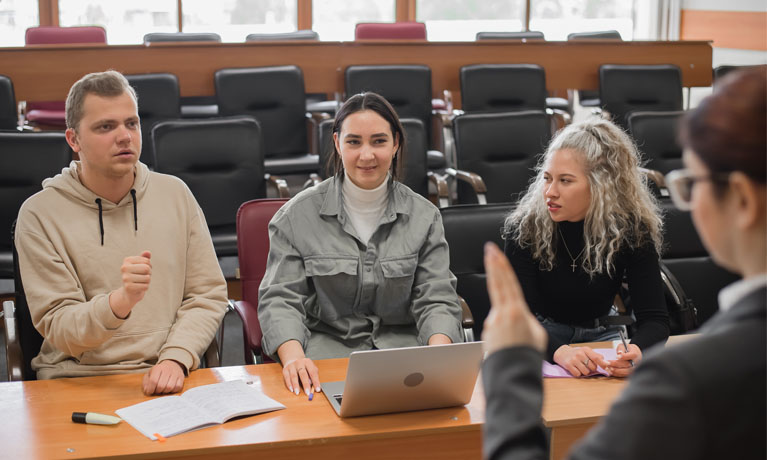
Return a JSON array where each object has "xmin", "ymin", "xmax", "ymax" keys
[{"xmin": 664, "ymin": 169, "xmax": 731, "ymax": 211}]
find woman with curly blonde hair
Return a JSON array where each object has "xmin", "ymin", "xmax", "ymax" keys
[{"xmin": 503, "ymin": 117, "xmax": 669, "ymax": 377}]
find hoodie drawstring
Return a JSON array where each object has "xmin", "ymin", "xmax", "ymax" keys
[
  {"xmin": 130, "ymin": 189, "xmax": 138, "ymax": 231},
  {"xmin": 94, "ymin": 190, "xmax": 138, "ymax": 246},
  {"xmin": 95, "ymin": 198, "xmax": 104, "ymax": 246}
]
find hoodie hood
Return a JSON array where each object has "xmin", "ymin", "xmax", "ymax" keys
[
  {"xmin": 43, "ymin": 160, "xmax": 150, "ymax": 245},
  {"xmin": 43, "ymin": 160, "xmax": 150, "ymax": 208}
]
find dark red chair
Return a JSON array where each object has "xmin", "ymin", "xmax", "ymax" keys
[
  {"xmin": 233, "ymin": 198, "xmax": 289, "ymax": 364},
  {"xmin": 354, "ymin": 22, "xmax": 427, "ymax": 40},
  {"xmin": 22, "ymin": 26, "xmax": 107, "ymax": 129}
]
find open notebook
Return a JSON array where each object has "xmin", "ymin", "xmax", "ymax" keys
[{"xmin": 116, "ymin": 379, "xmax": 285, "ymax": 440}]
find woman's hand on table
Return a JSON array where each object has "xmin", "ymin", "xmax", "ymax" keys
[
  {"xmin": 277, "ymin": 340, "xmax": 321, "ymax": 396},
  {"xmin": 605, "ymin": 343, "xmax": 642, "ymax": 378},
  {"xmin": 553, "ymin": 345, "xmax": 610, "ymax": 377}
]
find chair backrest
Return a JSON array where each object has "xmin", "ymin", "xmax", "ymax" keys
[
  {"xmin": 151, "ymin": 116, "xmax": 266, "ymax": 257},
  {"xmin": 143, "ymin": 32, "xmax": 221, "ymax": 43},
  {"xmin": 661, "ymin": 199, "xmax": 740, "ymax": 325},
  {"xmin": 567, "ymin": 30, "xmax": 622, "ymax": 40},
  {"xmin": 475, "ymin": 31, "xmax": 545, "ymax": 40},
  {"xmin": 236, "ymin": 198, "xmax": 289, "ymax": 363},
  {"xmin": 355, "ymin": 22, "xmax": 427, "ymax": 40},
  {"xmin": 441, "ymin": 203, "xmax": 511, "ymax": 338},
  {"xmin": 25, "ymin": 26, "xmax": 106, "ymax": 45},
  {"xmin": 452, "ymin": 111, "xmax": 550, "ymax": 204},
  {"xmin": 215, "ymin": 66, "xmax": 308, "ymax": 159},
  {"xmin": 246, "ymin": 30, "xmax": 319, "ymax": 41},
  {"xmin": 345, "ymin": 65, "xmax": 433, "ymax": 142},
  {"xmin": 10, "ymin": 221, "xmax": 44, "ymax": 380},
  {"xmin": 599, "ymin": 64, "xmax": 683, "ymax": 130},
  {"xmin": 460, "ymin": 64, "xmax": 547, "ymax": 113},
  {"xmin": 317, "ymin": 117, "xmax": 430, "ymax": 198},
  {"xmin": 125, "ymin": 73, "xmax": 181, "ymax": 169},
  {"xmin": 627, "ymin": 111, "xmax": 685, "ymax": 175},
  {"xmin": 0, "ymin": 75, "xmax": 17, "ymax": 130},
  {"xmin": 0, "ymin": 132, "xmax": 72, "ymax": 277}
]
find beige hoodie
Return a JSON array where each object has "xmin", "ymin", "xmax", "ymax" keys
[{"xmin": 15, "ymin": 161, "xmax": 227, "ymax": 379}]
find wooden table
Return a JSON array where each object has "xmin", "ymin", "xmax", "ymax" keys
[
  {"xmin": 1, "ymin": 40, "xmax": 712, "ymax": 106},
  {"xmin": 0, "ymin": 335, "xmax": 696, "ymax": 459},
  {"xmin": 542, "ymin": 334, "xmax": 698, "ymax": 460},
  {"xmin": 0, "ymin": 358, "xmax": 485, "ymax": 459}
]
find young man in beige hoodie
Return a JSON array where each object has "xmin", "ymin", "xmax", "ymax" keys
[{"xmin": 15, "ymin": 70, "xmax": 228, "ymax": 395}]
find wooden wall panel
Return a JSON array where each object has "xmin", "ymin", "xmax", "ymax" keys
[
  {"xmin": 1, "ymin": 41, "xmax": 712, "ymax": 105},
  {"xmin": 681, "ymin": 9, "xmax": 767, "ymax": 51}
]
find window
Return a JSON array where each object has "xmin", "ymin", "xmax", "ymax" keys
[
  {"xmin": 58, "ymin": 0, "xmax": 178, "ymax": 44},
  {"xmin": 181, "ymin": 0, "xmax": 297, "ymax": 42},
  {"xmin": 313, "ymin": 0, "xmax": 395, "ymax": 41},
  {"xmin": 0, "ymin": 0, "xmax": 39, "ymax": 46},
  {"xmin": 417, "ymin": 0, "xmax": 526, "ymax": 42},
  {"xmin": 529, "ymin": 0, "xmax": 634, "ymax": 41}
]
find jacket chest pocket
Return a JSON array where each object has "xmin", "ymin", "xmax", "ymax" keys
[
  {"xmin": 305, "ymin": 257, "xmax": 359, "ymax": 321},
  {"xmin": 377, "ymin": 254, "xmax": 418, "ymax": 322}
]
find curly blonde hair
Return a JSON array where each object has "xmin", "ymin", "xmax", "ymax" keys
[{"xmin": 504, "ymin": 117, "xmax": 663, "ymax": 277}]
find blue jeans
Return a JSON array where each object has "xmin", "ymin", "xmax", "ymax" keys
[{"xmin": 536, "ymin": 312, "xmax": 624, "ymax": 346}]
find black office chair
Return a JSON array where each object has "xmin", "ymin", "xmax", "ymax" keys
[
  {"xmin": 0, "ymin": 75, "xmax": 18, "ymax": 130},
  {"xmin": 660, "ymin": 199, "xmax": 740, "ymax": 326},
  {"xmin": 452, "ymin": 111, "xmax": 550, "ymax": 204},
  {"xmin": 215, "ymin": 65, "xmax": 320, "ymax": 175},
  {"xmin": 441, "ymin": 203, "xmax": 511, "ymax": 339},
  {"xmin": 459, "ymin": 63, "xmax": 570, "ymax": 134},
  {"xmin": 567, "ymin": 30, "xmax": 622, "ymax": 108},
  {"xmin": 143, "ymin": 32, "xmax": 221, "ymax": 43},
  {"xmin": 316, "ymin": 118, "xmax": 449, "ymax": 207},
  {"xmin": 0, "ymin": 132, "xmax": 72, "ymax": 281},
  {"xmin": 628, "ymin": 111, "xmax": 685, "ymax": 176},
  {"xmin": 475, "ymin": 31, "xmax": 545, "ymax": 40},
  {"xmin": 125, "ymin": 73, "xmax": 181, "ymax": 169},
  {"xmin": 599, "ymin": 64, "xmax": 683, "ymax": 130},
  {"xmin": 460, "ymin": 64, "xmax": 546, "ymax": 113},
  {"xmin": 151, "ymin": 116, "xmax": 289, "ymax": 259},
  {"xmin": 344, "ymin": 65, "xmax": 446, "ymax": 169}
]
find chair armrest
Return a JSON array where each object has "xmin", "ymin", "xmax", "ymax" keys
[
  {"xmin": 458, "ymin": 296, "xmax": 474, "ymax": 330},
  {"xmin": 546, "ymin": 108, "xmax": 572, "ymax": 133},
  {"xmin": 458, "ymin": 296, "xmax": 475, "ymax": 342},
  {"xmin": 3, "ymin": 301, "xmax": 23, "ymax": 381},
  {"xmin": 232, "ymin": 300, "xmax": 265, "ymax": 365},
  {"xmin": 202, "ymin": 336, "xmax": 220, "ymax": 368},
  {"xmin": 426, "ymin": 171, "xmax": 450, "ymax": 208},
  {"xmin": 265, "ymin": 174, "xmax": 291, "ymax": 198},
  {"xmin": 639, "ymin": 167, "xmax": 669, "ymax": 196},
  {"xmin": 302, "ymin": 173, "xmax": 323, "ymax": 190},
  {"xmin": 445, "ymin": 168, "xmax": 488, "ymax": 205}
]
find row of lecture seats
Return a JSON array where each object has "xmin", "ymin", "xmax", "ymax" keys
[
  {"xmin": 0, "ymin": 106, "xmax": 725, "ymax": 275},
  {"xmin": 4, "ymin": 62, "xmax": 685, "ymax": 162}
]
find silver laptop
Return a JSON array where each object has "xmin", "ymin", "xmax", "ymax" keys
[{"xmin": 322, "ymin": 342, "xmax": 484, "ymax": 417}]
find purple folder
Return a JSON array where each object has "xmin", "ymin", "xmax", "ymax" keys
[{"xmin": 542, "ymin": 348, "xmax": 617, "ymax": 378}]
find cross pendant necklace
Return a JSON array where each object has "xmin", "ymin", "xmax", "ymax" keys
[{"xmin": 558, "ymin": 228, "xmax": 586, "ymax": 273}]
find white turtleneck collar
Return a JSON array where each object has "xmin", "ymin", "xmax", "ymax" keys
[{"xmin": 342, "ymin": 171, "xmax": 389, "ymax": 245}]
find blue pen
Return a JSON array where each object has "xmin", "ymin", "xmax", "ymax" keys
[{"xmin": 618, "ymin": 328, "xmax": 634, "ymax": 368}]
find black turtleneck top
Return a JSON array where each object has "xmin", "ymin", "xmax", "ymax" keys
[{"xmin": 504, "ymin": 220, "xmax": 670, "ymax": 361}]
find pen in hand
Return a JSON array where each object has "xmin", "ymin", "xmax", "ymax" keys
[{"xmin": 618, "ymin": 328, "xmax": 634, "ymax": 368}]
